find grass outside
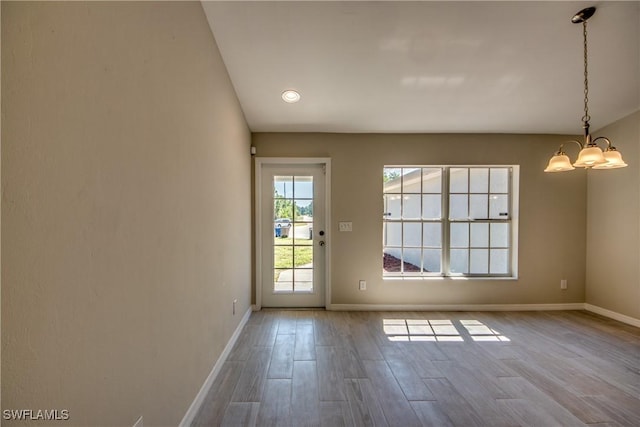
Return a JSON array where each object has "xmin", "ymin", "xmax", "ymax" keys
[
  {"xmin": 274, "ymin": 231, "xmax": 313, "ymax": 282},
  {"xmin": 274, "ymin": 224, "xmax": 313, "ymax": 282},
  {"xmin": 274, "ymin": 240, "xmax": 313, "ymax": 269}
]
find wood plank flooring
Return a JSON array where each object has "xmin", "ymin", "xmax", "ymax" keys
[{"xmin": 192, "ymin": 310, "xmax": 640, "ymax": 426}]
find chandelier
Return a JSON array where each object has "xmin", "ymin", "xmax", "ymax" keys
[{"xmin": 544, "ymin": 7, "xmax": 627, "ymax": 172}]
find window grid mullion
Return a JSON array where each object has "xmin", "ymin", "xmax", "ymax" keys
[
  {"xmin": 419, "ymin": 168, "xmax": 424, "ymax": 273},
  {"xmin": 487, "ymin": 169, "xmax": 492, "ymax": 273},
  {"xmin": 400, "ymin": 170, "xmax": 405, "ymax": 274},
  {"xmin": 508, "ymin": 167, "xmax": 513, "ymax": 273},
  {"xmin": 467, "ymin": 169, "xmax": 471, "ymax": 274},
  {"xmin": 442, "ymin": 167, "xmax": 450, "ymax": 276}
]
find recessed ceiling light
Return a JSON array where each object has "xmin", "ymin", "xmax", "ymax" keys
[{"xmin": 282, "ymin": 90, "xmax": 301, "ymax": 103}]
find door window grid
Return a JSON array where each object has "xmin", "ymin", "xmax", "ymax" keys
[
  {"xmin": 383, "ymin": 166, "xmax": 514, "ymax": 278},
  {"xmin": 273, "ymin": 175, "xmax": 314, "ymax": 293}
]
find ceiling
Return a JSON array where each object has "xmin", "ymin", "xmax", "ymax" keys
[{"xmin": 202, "ymin": 1, "xmax": 640, "ymax": 134}]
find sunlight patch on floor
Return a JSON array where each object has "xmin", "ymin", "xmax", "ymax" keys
[{"xmin": 383, "ymin": 318, "xmax": 509, "ymax": 342}]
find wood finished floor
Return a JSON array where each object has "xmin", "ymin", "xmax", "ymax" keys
[{"xmin": 192, "ymin": 310, "xmax": 640, "ymax": 427}]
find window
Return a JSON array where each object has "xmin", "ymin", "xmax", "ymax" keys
[{"xmin": 383, "ymin": 166, "xmax": 518, "ymax": 278}]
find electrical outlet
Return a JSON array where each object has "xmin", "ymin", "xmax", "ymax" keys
[
  {"xmin": 560, "ymin": 279, "xmax": 568, "ymax": 290},
  {"xmin": 359, "ymin": 280, "xmax": 366, "ymax": 291},
  {"xmin": 233, "ymin": 299, "xmax": 237, "ymax": 315}
]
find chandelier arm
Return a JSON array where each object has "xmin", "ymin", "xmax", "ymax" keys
[
  {"xmin": 558, "ymin": 139, "xmax": 584, "ymax": 154},
  {"xmin": 592, "ymin": 137, "xmax": 613, "ymax": 149}
]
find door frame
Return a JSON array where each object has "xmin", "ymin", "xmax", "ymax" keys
[{"xmin": 254, "ymin": 157, "xmax": 332, "ymax": 310}]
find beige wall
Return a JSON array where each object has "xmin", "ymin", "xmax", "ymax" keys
[
  {"xmin": 2, "ymin": 2, "xmax": 251, "ymax": 425},
  {"xmin": 586, "ymin": 110, "xmax": 640, "ymax": 320},
  {"xmin": 253, "ymin": 133, "xmax": 587, "ymax": 306}
]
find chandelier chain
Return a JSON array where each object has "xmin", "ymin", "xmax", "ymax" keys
[{"xmin": 582, "ymin": 21, "xmax": 590, "ymax": 125}]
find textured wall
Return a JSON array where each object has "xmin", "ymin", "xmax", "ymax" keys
[
  {"xmin": 2, "ymin": 2, "xmax": 251, "ymax": 425},
  {"xmin": 254, "ymin": 133, "xmax": 587, "ymax": 306},
  {"xmin": 586, "ymin": 110, "xmax": 640, "ymax": 320}
]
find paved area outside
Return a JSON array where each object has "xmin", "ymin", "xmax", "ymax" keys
[{"xmin": 274, "ymin": 263, "xmax": 313, "ymax": 292}]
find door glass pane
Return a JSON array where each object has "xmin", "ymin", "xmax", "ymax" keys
[
  {"xmin": 274, "ymin": 204, "xmax": 293, "ymax": 224},
  {"xmin": 294, "ymin": 268, "xmax": 313, "ymax": 293},
  {"xmin": 274, "ymin": 176, "xmax": 294, "ymax": 199},
  {"xmin": 294, "ymin": 246, "xmax": 313, "ymax": 268},
  {"xmin": 274, "ymin": 245, "xmax": 293, "ymax": 269},
  {"xmin": 293, "ymin": 224, "xmax": 314, "ymax": 245},
  {"xmin": 294, "ymin": 176, "xmax": 313, "ymax": 198},
  {"xmin": 295, "ymin": 199, "xmax": 313, "ymax": 220},
  {"xmin": 294, "ymin": 281, "xmax": 313, "ymax": 292},
  {"xmin": 274, "ymin": 221, "xmax": 292, "ymax": 244},
  {"xmin": 274, "ymin": 269, "xmax": 293, "ymax": 292}
]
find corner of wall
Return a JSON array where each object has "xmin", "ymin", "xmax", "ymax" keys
[{"xmin": 586, "ymin": 110, "xmax": 640, "ymax": 320}]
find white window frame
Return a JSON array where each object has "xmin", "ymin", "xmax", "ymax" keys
[{"xmin": 383, "ymin": 165, "xmax": 519, "ymax": 279}]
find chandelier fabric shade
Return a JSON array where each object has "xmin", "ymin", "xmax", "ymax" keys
[{"xmin": 544, "ymin": 7, "xmax": 627, "ymax": 173}]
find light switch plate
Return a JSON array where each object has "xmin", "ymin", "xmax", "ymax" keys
[{"xmin": 339, "ymin": 222, "xmax": 353, "ymax": 232}]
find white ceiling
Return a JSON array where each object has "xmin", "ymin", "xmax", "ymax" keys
[{"xmin": 202, "ymin": 1, "xmax": 640, "ymax": 134}]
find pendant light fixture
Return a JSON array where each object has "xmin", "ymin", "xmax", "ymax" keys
[{"xmin": 544, "ymin": 7, "xmax": 627, "ymax": 173}]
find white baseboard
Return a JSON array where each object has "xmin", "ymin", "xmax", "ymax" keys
[
  {"xmin": 328, "ymin": 303, "xmax": 585, "ymax": 312},
  {"xmin": 179, "ymin": 307, "xmax": 252, "ymax": 427},
  {"xmin": 584, "ymin": 303, "xmax": 640, "ymax": 328}
]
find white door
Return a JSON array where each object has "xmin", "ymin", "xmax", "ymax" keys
[{"xmin": 258, "ymin": 162, "xmax": 327, "ymax": 308}]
